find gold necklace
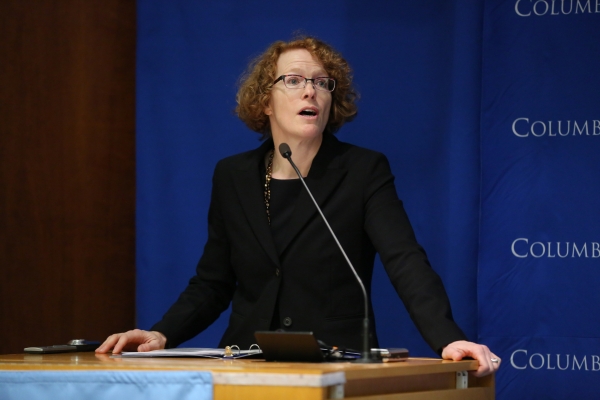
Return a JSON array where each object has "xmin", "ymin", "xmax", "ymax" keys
[{"xmin": 264, "ymin": 149, "xmax": 274, "ymax": 225}]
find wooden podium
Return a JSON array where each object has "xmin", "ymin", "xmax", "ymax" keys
[{"xmin": 0, "ymin": 352, "xmax": 494, "ymax": 399}]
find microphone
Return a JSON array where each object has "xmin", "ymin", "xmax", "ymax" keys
[{"xmin": 278, "ymin": 143, "xmax": 380, "ymax": 363}]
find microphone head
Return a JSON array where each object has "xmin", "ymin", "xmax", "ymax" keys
[{"xmin": 279, "ymin": 143, "xmax": 292, "ymax": 159}]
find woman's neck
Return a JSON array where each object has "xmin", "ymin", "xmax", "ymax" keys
[{"xmin": 271, "ymin": 135, "xmax": 322, "ymax": 179}]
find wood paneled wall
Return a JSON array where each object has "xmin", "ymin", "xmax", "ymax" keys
[{"xmin": 0, "ymin": 1, "xmax": 136, "ymax": 354}]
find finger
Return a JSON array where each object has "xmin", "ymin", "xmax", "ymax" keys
[
  {"xmin": 482, "ymin": 348, "xmax": 493, "ymax": 372},
  {"xmin": 452, "ymin": 350, "xmax": 466, "ymax": 361},
  {"xmin": 112, "ymin": 333, "xmax": 133, "ymax": 354},
  {"xmin": 138, "ymin": 343, "xmax": 150, "ymax": 352},
  {"xmin": 477, "ymin": 346, "xmax": 493, "ymax": 375},
  {"xmin": 442, "ymin": 345, "xmax": 466, "ymax": 361},
  {"xmin": 490, "ymin": 353, "xmax": 501, "ymax": 370},
  {"xmin": 456, "ymin": 344, "xmax": 487, "ymax": 376},
  {"xmin": 474, "ymin": 347, "xmax": 499, "ymax": 377},
  {"xmin": 138, "ymin": 341, "xmax": 158, "ymax": 352},
  {"xmin": 95, "ymin": 334, "xmax": 121, "ymax": 354}
]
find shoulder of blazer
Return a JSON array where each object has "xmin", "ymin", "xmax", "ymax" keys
[
  {"xmin": 313, "ymin": 135, "xmax": 391, "ymax": 178},
  {"xmin": 215, "ymin": 138, "xmax": 273, "ymax": 173},
  {"xmin": 302, "ymin": 134, "xmax": 390, "ymax": 173}
]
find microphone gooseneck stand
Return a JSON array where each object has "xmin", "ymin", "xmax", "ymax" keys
[{"xmin": 278, "ymin": 143, "xmax": 380, "ymax": 363}]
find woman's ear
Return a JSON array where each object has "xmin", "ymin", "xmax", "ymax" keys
[{"xmin": 264, "ymin": 97, "xmax": 273, "ymax": 116}]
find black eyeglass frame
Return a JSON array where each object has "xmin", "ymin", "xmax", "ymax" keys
[{"xmin": 272, "ymin": 75, "xmax": 336, "ymax": 92}]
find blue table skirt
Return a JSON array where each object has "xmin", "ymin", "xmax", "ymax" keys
[{"xmin": 0, "ymin": 371, "xmax": 213, "ymax": 400}]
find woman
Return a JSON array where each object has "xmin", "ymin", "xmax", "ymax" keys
[{"xmin": 97, "ymin": 36, "xmax": 500, "ymax": 376}]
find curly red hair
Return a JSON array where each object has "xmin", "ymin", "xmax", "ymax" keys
[{"xmin": 235, "ymin": 36, "xmax": 358, "ymax": 139}]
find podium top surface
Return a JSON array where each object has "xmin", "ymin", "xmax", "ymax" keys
[
  {"xmin": 0, "ymin": 352, "xmax": 494, "ymax": 399},
  {"xmin": 0, "ymin": 352, "xmax": 479, "ymax": 380}
]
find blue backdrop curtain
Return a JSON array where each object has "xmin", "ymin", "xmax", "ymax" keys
[
  {"xmin": 478, "ymin": 0, "xmax": 600, "ymax": 398},
  {"xmin": 136, "ymin": 1, "xmax": 600, "ymax": 398}
]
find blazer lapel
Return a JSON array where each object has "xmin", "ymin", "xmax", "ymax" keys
[
  {"xmin": 232, "ymin": 139, "xmax": 281, "ymax": 268},
  {"xmin": 276, "ymin": 134, "xmax": 348, "ymax": 255}
]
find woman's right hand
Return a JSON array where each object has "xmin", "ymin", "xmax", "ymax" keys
[{"xmin": 95, "ymin": 329, "xmax": 167, "ymax": 354}]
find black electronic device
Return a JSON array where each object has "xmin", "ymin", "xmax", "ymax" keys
[
  {"xmin": 254, "ymin": 331, "xmax": 364, "ymax": 362},
  {"xmin": 24, "ymin": 339, "xmax": 100, "ymax": 354},
  {"xmin": 255, "ymin": 331, "xmax": 325, "ymax": 362}
]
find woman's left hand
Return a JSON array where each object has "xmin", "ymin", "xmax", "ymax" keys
[{"xmin": 441, "ymin": 340, "xmax": 501, "ymax": 377}]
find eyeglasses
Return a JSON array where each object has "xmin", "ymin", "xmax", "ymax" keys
[{"xmin": 273, "ymin": 75, "xmax": 336, "ymax": 92}]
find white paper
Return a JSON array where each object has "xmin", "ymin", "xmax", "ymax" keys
[{"xmin": 119, "ymin": 348, "xmax": 262, "ymax": 358}]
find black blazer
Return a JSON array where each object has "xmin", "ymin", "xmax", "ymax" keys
[{"xmin": 151, "ymin": 134, "xmax": 467, "ymax": 353}]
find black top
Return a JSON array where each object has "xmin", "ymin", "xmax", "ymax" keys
[
  {"xmin": 268, "ymin": 177, "xmax": 302, "ymax": 330},
  {"xmin": 269, "ymin": 178, "xmax": 303, "ymax": 256}
]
